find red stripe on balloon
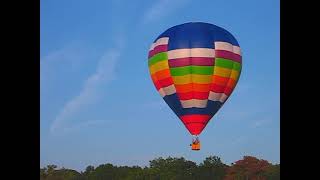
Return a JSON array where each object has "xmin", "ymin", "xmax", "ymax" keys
[
  {"xmin": 180, "ymin": 114, "xmax": 211, "ymax": 123},
  {"xmin": 210, "ymin": 83, "xmax": 226, "ymax": 93},
  {"xmin": 156, "ymin": 77, "xmax": 174, "ymax": 88},
  {"xmin": 224, "ymin": 86, "xmax": 234, "ymax": 96},
  {"xmin": 152, "ymin": 79, "xmax": 162, "ymax": 90},
  {"xmin": 177, "ymin": 91, "xmax": 209, "ymax": 100},
  {"xmin": 179, "ymin": 114, "xmax": 211, "ymax": 135},
  {"xmin": 185, "ymin": 123, "xmax": 206, "ymax": 135}
]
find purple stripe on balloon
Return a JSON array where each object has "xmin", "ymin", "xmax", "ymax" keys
[
  {"xmin": 148, "ymin": 45, "xmax": 168, "ymax": 58},
  {"xmin": 215, "ymin": 50, "xmax": 242, "ymax": 63},
  {"xmin": 168, "ymin": 57, "xmax": 214, "ymax": 67}
]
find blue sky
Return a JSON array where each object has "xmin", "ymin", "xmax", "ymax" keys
[{"xmin": 40, "ymin": 0, "xmax": 279, "ymax": 171}]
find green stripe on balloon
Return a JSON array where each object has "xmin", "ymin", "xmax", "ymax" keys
[
  {"xmin": 215, "ymin": 58, "xmax": 241, "ymax": 71},
  {"xmin": 233, "ymin": 62, "xmax": 241, "ymax": 71},
  {"xmin": 170, "ymin": 66, "xmax": 214, "ymax": 76},
  {"xmin": 148, "ymin": 52, "xmax": 168, "ymax": 66}
]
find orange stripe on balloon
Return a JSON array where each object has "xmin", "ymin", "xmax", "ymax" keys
[
  {"xmin": 226, "ymin": 78, "xmax": 236, "ymax": 88},
  {"xmin": 212, "ymin": 75, "xmax": 230, "ymax": 86},
  {"xmin": 151, "ymin": 69, "xmax": 171, "ymax": 81},
  {"xmin": 175, "ymin": 83, "xmax": 211, "ymax": 93}
]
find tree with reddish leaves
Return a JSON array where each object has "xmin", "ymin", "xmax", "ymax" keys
[{"xmin": 224, "ymin": 156, "xmax": 272, "ymax": 180}]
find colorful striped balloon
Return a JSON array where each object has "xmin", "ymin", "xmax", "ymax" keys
[{"xmin": 148, "ymin": 22, "xmax": 242, "ymax": 136}]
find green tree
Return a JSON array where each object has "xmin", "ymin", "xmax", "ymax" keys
[
  {"xmin": 40, "ymin": 167, "xmax": 47, "ymax": 180},
  {"xmin": 40, "ymin": 155, "xmax": 279, "ymax": 180},
  {"xmin": 149, "ymin": 156, "xmax": 197, "ymax": 180},
  {"xmin": 41, "ymin": 165, "xmax": 83, "ymax": 180},
  {"xmin": 87, "ymin": 163, "xmax": 111, "ymax": 180},
  {"xmin": 196, "ymin": 156, "xmax": 228, "ymax": 180},
  {"xmin": 47, "ymin": 165, "xmax": 57, "ymax": 174},
  {"xmin": 124, "ymin": 166, "xmax": 146, "ymax": 180},
  {"xmin": 82, "ymin": 165, "xmax": 95, "ymax": 178}
]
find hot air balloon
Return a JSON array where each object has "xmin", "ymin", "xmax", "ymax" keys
[{"xmin": 147, "ymin": 22, "xmax": 242, "ymax": 150}]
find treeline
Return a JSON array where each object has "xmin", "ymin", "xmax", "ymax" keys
[{"xmin": 40, "ymin": 155, "xmax": 280, "ymax": 180}]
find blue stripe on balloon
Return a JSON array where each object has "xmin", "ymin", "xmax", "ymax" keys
[
  {"xmin": 154, "ymin": 22, "xmax": 239, "ymax": 50},
  {"xmin": 163, "ymin": 93, "xmax": 223, "ymax": 117},
  {"xmin": 163, "ymin": 93, "xmax": 184, "ymax": 116}
]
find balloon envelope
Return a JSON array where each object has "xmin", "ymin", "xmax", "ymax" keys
[{"xmin": 148, "ymin": 22, "xmax": 242, "ymax": 135}]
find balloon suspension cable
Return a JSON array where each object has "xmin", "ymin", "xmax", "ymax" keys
[
  {"xmin": 192, "ymin": 135, "xmax": 200, "ymax": 143},
  {"xmin": 192, "ymin": 134, "xmax": 199, "ymax": 139}
]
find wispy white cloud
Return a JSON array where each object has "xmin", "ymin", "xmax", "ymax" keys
[
  {"xmin": 40, "ymin": 43, "xmax": 89, "ymax": 83},
  {"xmin": 50, "ymin": 42, "xmax": 124, "ymax": 135},
  {"xmin": 142, "ymin": 0, "xmax": 190, "ymax": 24},
  {"xmin": 57, "ymin": 120, "xmax": 109, "ymax": 134},
  {"xmin": 251, "ymin": 118, "xmax": 271, "ymax": 128}
]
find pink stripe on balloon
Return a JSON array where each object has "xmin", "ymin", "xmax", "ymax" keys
[
  {"xmin": 153, "ymin": 45, "xmax": 167, "ymax": 54},
  {"xmin": 148, "ymin": 45, "xmax": 168, "ymax": 58},
  {"xmin": 148, "ymin": 50, "xmax": 154, "ymax": 58},
  {"xmin": 215, "ymin": 50, "xmax": 242, "ymax": 63},
  {"xmin": 168, "ymin": 57, "xmax": 214, "ymax": 67}
]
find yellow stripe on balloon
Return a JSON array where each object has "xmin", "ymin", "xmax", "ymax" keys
[
  {"xmin": 214, "ymin": 67, "xmax": 240, "ymax": 81},
  {"xmin": 230, "ymin": 69, "xmax": 240, "ymax": 80},
  {"xmin": 213, "ymin": 66, "xmax": 232, "ymax": 78},
  {"xmin": 149, "ymin": 60, "xmax": 169, "ymax": 74},
  {"xmin": 172, "ymin": 74, "xmax": 212, "ymax": 85}
]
